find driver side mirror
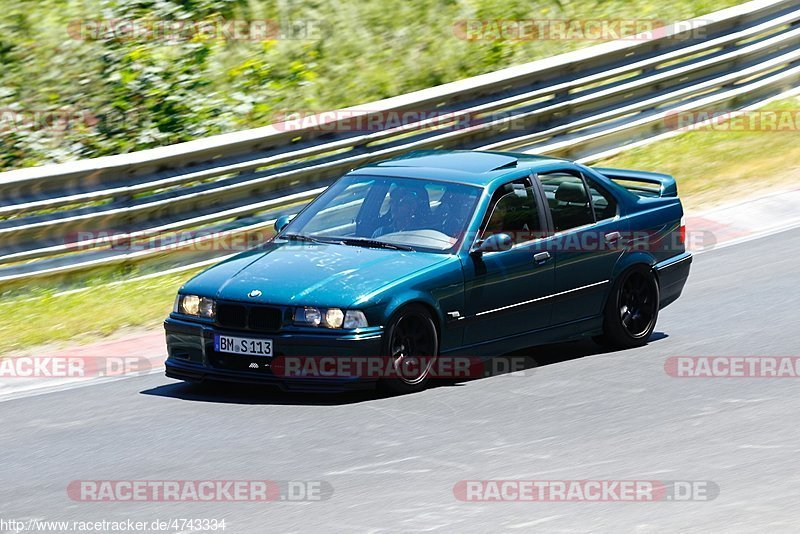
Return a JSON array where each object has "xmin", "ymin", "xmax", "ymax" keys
[
  {"xmin": 274, "ymin": 215, "xmax": 292, "ymax": 233},
  {"xmin": 471, "ymin": 233, "xmax": 513, "ymax": 256}
]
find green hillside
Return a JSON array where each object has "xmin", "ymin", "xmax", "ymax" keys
[{"xmin": 0, "ymin": 0, "xmax": 741, "ymax": 171}]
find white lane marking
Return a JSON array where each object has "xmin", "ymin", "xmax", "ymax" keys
[
  {"xmin": 509, "ymin": 516, "xmax": 566, "ymax": 529},
  {"xmin": 325, "ymin": 456, "xmax": 423, "ymax": 475},
  {"xmin": 693, "ymin": 218, "xmax": 800, "ymax": 256},
  {"xmin": 0, "ymin": 367, "xmax": 166, "ymax": 403}
]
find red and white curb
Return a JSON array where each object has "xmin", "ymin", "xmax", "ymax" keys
[
  {"xmin": 0, "ymin": 332, "xmax": 166, "ymax": 402},
  {"xmin": 687, "ymin": 185, "xmax": 800, "ymax": 254}
]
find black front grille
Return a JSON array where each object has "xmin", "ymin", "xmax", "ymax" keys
[
  {"xmin": 217, "ymin": 304, "xmax": 247, "ymax": 328},
  {"xmin": 215, "ymin": 303, "xmax": 284, "ymax": 332},
  {"xmin": 248, "ymin": 306, "xmax": 283, "ymax": 331}
]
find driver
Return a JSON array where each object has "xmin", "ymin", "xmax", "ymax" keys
[{"xmin": 372, "ymin": 186, "xmax": 425, "ymax": 237}]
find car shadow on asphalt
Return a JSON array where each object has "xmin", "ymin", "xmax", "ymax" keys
[{"xmin": 140, "ymin": 332, "xmax": 668, "ymax": 406}]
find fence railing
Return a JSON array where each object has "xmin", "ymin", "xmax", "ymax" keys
[{"xmin": 1, "ymin": 0, "xmax": 799, "ymax": 288}]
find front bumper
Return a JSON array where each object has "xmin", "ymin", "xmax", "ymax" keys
[{"xmin": 164, "ymin": 316, "xmax": 384, "ymax": 391}]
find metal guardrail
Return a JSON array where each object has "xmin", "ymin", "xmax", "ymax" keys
[{"xmin": 1, "ymin": 0, "xmax": 799, "ymax": 287}]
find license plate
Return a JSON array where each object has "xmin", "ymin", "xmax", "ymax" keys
[{"xmin": 214, "ymin": 334, "xmax": 273, "ymax": 357}]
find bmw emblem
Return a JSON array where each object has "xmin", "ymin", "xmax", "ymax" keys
[{"xmin": 248, "ymin": 289, "xmax": 262, "ymax": 298}]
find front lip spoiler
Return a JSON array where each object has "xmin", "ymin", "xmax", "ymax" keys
[{"xmin": 165, "ymin": 360, "xmax": 378, "ymax": 392}]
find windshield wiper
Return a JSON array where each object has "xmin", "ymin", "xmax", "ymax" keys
[
  {"xmin": 282, "ymin": 233, "xmax": 324, "ymax": 243},
  {"xmin": 284, "ymin": 233, "xmax": 413, "ymax": 251},
  {"xmin": 338, "ymin": 237, "xmax": 414, "ymax": 251}
]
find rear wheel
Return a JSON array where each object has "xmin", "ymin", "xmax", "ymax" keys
[
  {"xmin": 380, "ymin": 304, "xmax": 438, "ymax": 394},
  {"xmin": 596, "ymin": 265, "xmax": 660, "ymax": 349}
]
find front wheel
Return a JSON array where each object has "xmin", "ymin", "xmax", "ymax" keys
[
  {"xmin": 380, "ymin": 304, "xmax": 439, "ymax": 394},
  {"xmin": 596, "ymin": 265, "xmax": 660, "ymax": 349}
]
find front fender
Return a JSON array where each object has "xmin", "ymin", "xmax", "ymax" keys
[
  {"xmin": 379, "ymin": 291, "xmax": 445, "ymax": 330},
  {"xmin": 350, "ymin": 256, "xmax": 465, "ymax": 350}
]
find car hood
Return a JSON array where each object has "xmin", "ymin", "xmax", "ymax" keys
[{"xmin": 181, "ymin": 241, "xmax": 450, "ymax": 307}]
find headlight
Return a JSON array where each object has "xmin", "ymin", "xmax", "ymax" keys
[
  {"xmin": 175, "ymin": 294, "xmax": 216, "ymax": 319},
  {"xmin": 298, "ymin": 306, "xmax": 322, "ymax": 327},
  {"xmin": 325, "ymin": 308, "xmax": 345, "ymax": 328},
  {"xmin": 293, "ymin": 307, "xmax": 367, "ymax": 329}
]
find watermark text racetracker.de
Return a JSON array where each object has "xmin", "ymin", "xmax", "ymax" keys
[
  {"xmin": 67, "ymin": 18, "xmax": 327, "ymax": 41},
  {"xmin": 665, "ymin": 356, "xmax": 800, "ymax": 378},
  {"xmin": 67, "ymin": 480, "xmax": 333, "ymax": 502},
  {"xmin": 452, "ymin": 19, "xmax": 708, "ymax": 41},
  {"xmin": 270, "ymin": 355, "xmax": 534, "ymax": 380},
  {"xmin": 0, "ymin": 108, "xmax": 96, "ymax": 133},
  {"xmin": 0, "ymin": 356, "xmax": 157, "ymax": 379},
  {"xmin": 66, "ymin": 228, "xmax": 714, "ymax": 255},
  {"xmin": 0, "ymin": 108, "xmax": 146, "ymax": 134},
  {"xmin": 665, "ymin": 110, "xmax": 800, "ymax": 132},
  {"xmin": 271, "ymin": 109, "xmax": 483, "ymax": 132},
  {"xmin": 454, "ymin": 480, "xmax": 720, "ymax": 502}
]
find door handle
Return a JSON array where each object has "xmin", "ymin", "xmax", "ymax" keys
[
  {"xmin": 605, "ymin": 231, "xmax": 622, "ymax": 243},
  {"xmin": 533, "ymin": 251, "xmax": 551, "ymax": 263}
]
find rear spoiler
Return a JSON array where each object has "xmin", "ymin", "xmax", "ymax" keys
[{"xmin": 593, "ymin": 167, "xmax": 678, "ymax": 198}]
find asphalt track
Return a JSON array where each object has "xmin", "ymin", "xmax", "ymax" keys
[{"xmin": 2, "ymin": 228, "xmax": 799, "ymax": 533}]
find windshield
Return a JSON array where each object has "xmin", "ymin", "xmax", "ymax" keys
[{"xmin": 279, "ymin": 175, "xmax": 482, "ymax": 252}]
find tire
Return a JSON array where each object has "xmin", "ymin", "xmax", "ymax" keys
[
  {"xmin": 596, "ymin": 265, "xmax": 660, "ymax": 349},
  {"xmin": 380, "ymin": 304, "xmax": 439, "ymax": 394}
]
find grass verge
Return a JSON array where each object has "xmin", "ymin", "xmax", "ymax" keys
[
  {"xmin": 0, "ymin": 268, "xmax": 202, "ymax": 355},
  {"xmin": 594, "ymin": 95, "xmax": 800, "ymax": 212}
]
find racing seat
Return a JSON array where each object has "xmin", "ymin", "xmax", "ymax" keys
[{"xmin": 552, "ymin": 181, "xmax": 592, "ymax": 231}]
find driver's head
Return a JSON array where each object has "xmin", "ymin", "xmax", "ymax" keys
[{"xmin": 389, "ymin": 186, "xmax": 420, "ymax": 225}]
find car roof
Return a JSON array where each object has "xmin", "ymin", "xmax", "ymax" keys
[{"xmin": 347, "ymin": 150, "xmax": 576, "ymax": 188}]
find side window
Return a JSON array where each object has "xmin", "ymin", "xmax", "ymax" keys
[
  {"xmin": 481, "ymin": 184, "xmax": 542, "ymax": 246},
  {"xmin": 538, "ymin": 173, "xmax": 593, "ymax": 232},
  {"xmin": 586, "ymin": 177, "xmax": 618, "ymax": 221}
]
